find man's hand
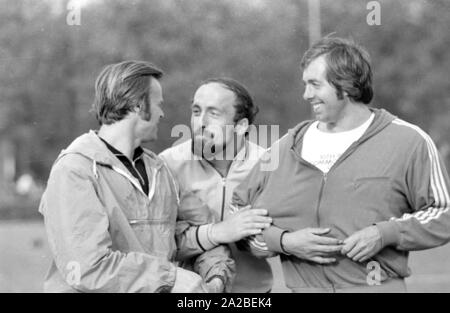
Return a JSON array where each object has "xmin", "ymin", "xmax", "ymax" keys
[
  {"xmin": 282, "ymin": 228, "xmax": 343, "ymax": 264},
  {"xmin": 341, "ymin": 225, "xmax": 383, "ymax": 262},
  {"xmin": 211, "ymin": 206, "xmax": 272, "ymax": 244},
  {"xmin": 171, "ymin": 267, "xmax": 208, "ymax": 293}
]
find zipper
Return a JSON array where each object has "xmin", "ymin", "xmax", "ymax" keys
[
  {"xmin": 290, "ymin": 146, "xmax": 327, "ymax": 226},
  {"xmin": 202, "ymin": 143, "xmax": 245, "ymax": 221},
  {"xmin": 202, "ymin": 161, "xmax": 228, "ymax": 221},
  {"xmin": 220, "ymin": 177, "xmax": 226, "ymax": 221},
  {"xmin": 291, "ymin": 146, "xmax": 334, "ymax": 286},
  {"xmin": 129, "ymin": 219, "xmax": 168, "ymax": 225},
  {"xmin": 315, "ymin": 173, "xmax": 327, "ymax": 226},
  {"xmin": 315, "ymin": 172, "xmax": 335, "ymax": 288},
  {"xmin": 290, "ymin": 137, "xmax": 364, "ymax": 289}
]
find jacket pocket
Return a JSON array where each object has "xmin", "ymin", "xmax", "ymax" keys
[{"xmin": 128, "ymin": 219, "xmax": 177, "ymax": 260}]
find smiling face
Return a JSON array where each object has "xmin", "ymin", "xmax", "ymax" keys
[
  {"xmin": 302, "ymin": 55, "xmax": 348, "ymax": 126},
  {"xmin": 190, "ymin": 82, "xmax": 237, "ymax": 158}
]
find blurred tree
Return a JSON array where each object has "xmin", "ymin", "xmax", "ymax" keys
[{"xmin": 0, "ymin": 0, "xmax": 448, "ymax": 187}]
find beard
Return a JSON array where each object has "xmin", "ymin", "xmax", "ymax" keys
[
  {"xmin": 191, "ymin": 124, "xmax": 240, "ymax": 160},
  {"xmin": 191, "ymin": 137, "xmax": 219, "ymax": 160},
  {"xmin": 191, "ymin": 135, "xmax": 228, "ymax": 160}
]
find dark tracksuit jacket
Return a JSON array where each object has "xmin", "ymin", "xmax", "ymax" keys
[{"xmin": 232, "ymin": 108, "xmax": 450, "ymax": 292}]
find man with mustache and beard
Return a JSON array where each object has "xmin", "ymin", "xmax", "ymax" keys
[{"xmin": 160, "ymin": 78, "xmax": 274, "ymax": 293}]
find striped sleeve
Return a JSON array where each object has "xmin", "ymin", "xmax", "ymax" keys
[
  {"xmin": 377, "ymin": 119, "xmax": 450, "ymax": 251},
  {"xmin": 231, "ymin": 157, "xmax": 278, "ymax": 258}
]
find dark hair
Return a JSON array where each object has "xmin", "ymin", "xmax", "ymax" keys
[
  {"xmin": 199, "ymin": 77, "xmax": 259, "ymax": 125},
  {"xmin": 92, "ymin": 60, "xmax": 163, "ymax": 125},
  {"xmin": 301, "ymin": 36, "xmax": 373, "ymax": 104}
]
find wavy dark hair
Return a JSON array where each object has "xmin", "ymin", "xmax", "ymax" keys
[{"xmin": 301, "ymin": 36, "xmax": 373, "ymax": 104}]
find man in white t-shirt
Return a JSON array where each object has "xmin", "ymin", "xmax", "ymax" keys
[
  {"xmin": 232, "ymin": 36, "xmax": 450, "ymax": 292},
  {"xmin": 302, "ymin": 113, "xmax": 374, "ymax": 173}
]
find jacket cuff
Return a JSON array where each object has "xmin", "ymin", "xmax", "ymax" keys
[
  {"xmin": 376, "ymin": 220, "xmax": 401, "ymax": 248},
  {"xmin": 163, "ymin": 262, "xmax": 177, "ymax": 292},
  {"xmin": 197, "ymin": 224, "xmax": 217, "ymax": 251},
  {"xmin": 262, "ymin": 226, "xmax": 286, "ymax": 254}
]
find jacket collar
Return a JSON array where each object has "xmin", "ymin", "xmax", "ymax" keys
[
  {"xmin": 98, "ymin": 136, "xmax": 145, "ymax": 162},
  {"xmin": 57, "ymin": 130, "xmax": 163, "ymax": 170},
  {"xmin": 289, "ymin": 108, "xmax": 396, "ymax": 157}
]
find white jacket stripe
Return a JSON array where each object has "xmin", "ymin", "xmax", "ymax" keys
[{"xmin": 392, "ymin": 119, "xmax": 450, "ymax": 224}]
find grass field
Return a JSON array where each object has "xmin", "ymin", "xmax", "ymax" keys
[{"xmin": 1, "ymin": 220, "xmax": 450, "ymax": 293}]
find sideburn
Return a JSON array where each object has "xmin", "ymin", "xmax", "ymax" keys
[
  {"xmin": 138, "ymin": 96, "xmax": 151, "ymax": 121},
  {"xmin": 335, "ymin": 88, "xmax": 344, "ymax": 100}
]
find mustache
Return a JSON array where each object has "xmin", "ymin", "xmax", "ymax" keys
[
  {"xmin": 191, "ymin": 137, "xmax": 216, "ymax": 159},
  {"xmin": 193, "ymin": 127, "xmax": 214, "ymax": 139}
]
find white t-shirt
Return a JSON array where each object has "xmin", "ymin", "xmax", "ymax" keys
[{"xmin": 301, "ymin": 114, "xmax": 375, "ymax": 173}]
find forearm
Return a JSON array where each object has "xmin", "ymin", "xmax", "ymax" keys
[
  {"xmin": 377, "ymin": 210, "xmax": 450, "ymax": 251},
  {"xmin": 262, "ymin": 225, "xmax": 288, "ymax": 254},
  {"xmin": 237, "ymin": 225, "xmax": 284, "ymax": 258},
  {"xmin": 194, "ymin": 245, "xmax": 236, "ymax": 292},
  {"xmin": 176, "ymin": 222, "xmax": 219, "ymax": 260},
  {"xmin": 386, "ymin": 134, "xmax": 450, "ymax": 251}
]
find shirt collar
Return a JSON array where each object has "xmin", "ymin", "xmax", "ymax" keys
[{"xmin": 99, "ymin": 137, "xmax": 144, "ymax": 162}]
